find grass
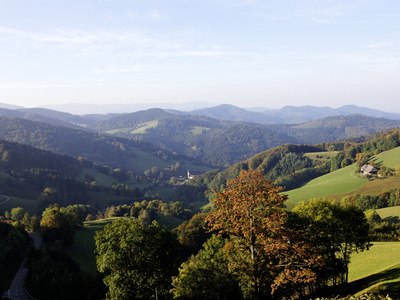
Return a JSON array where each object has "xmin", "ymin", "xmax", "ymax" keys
[
  {"xmin": 327, "ymin": 176, "xmax": 400, "ymax": 202},
  {"xmin": 371, "ymin": 146, "xmax": 400, "ymax": 168},
  {"xmin": 86, "ymin": 191, "xmax": 130, "ymax": 209},
  {"xmin": 376, "ymin": 206, "xmax": 400, "ymax": 221},
  {"xmin": 190, "ymin": 126, "xmax": 210, "ymax": 135},
  {"xmin": 284, "ymin": 164, "xmax": 367, "ymax": 210},
  {"xmin": 155, "ymin": 214, "xmax": 184, "ymax": 229},
  {"xmin": 131, "ymin": 121, "xmax": 158, "ymax": 134},
  {"xmin": 340, "ymin": 242, "xmax": 400, "ymax": 298},
  {"xmin": 0, "ymin": 196, "xmax": 39, "ymax": 214},
  {"xmin": 68, "ymin": 218, "xmax": 119, "ymax": 275},
  {"xmin": 76, "ymin": 168, "xmax": 118, "ymax": 187},
  {"xmin": 125, "ymin": 148, "xmax": 176, "ymax": 173},
  {"xmin": 304, "ymin": 151, "xmax": 339, "ymax": 164},
  {"xmin": 68, "ymin": 215, "xmax": 185, "ymax": 275}
]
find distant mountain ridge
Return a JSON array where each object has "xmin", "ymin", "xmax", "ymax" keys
[{"xmin": 185, "ymin": 104, "xmax": 400, "ymax": 124}]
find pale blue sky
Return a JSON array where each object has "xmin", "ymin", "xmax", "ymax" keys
[{"xmin": 1, "ymin": 0, "xmax": 400, "ymax": 111}]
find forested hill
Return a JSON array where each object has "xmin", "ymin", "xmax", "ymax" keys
[
  {"xmin": 174, "ymin": 128, "xmax": 400, "ymax": 204},
  {"xmin": 0, "ymin": 139, "xmax": 91, "ymax": 176},
  {"xmin": 0, "ymin": 107, "xmax": 83, "ymax": 129},
  {"xmin": 85, "ymin": 109, "xmax": 400, "ymax": 168},
  {"xmin": 271, "ymin": 114, "xmax": 400, "ymax": 144},
  {"xmin": 0, "ymin": 116, "xmax": 203, "ymax": 174},
  {"xmin": 184, "ymin": 104, "xmax": 400, "ymax": 124},
  {"xmin": 88, "ymin": 109, "xmax": 301, "ymax": 167}
]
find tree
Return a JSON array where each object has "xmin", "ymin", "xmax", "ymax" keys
[
  {"xmin": 293, "ymin": 199, "xmax": 371, "ymax": 286},
  {"xmin": 205, "ymin": 169, "xmax": 318, "ymax": 299},
  {"xmin": 171, "ymin": 235, "xmax": 241, "ymax": 300},
  {"xmin": 11, "ymin": 207, "xmax": 26, "ymax": 222},
  {"xmin": 95, "ymin": 219, "xmax": 179, "ymax": 300}
]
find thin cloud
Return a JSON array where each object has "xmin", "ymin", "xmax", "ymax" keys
[
  {"xmin": 126, "ymin": 9, "xmax": 170, "ymax": 21},
  {"xmin": 95, "ymin": 66, "xmax": 156, "ymax": 73},
  {"xmin": 367, "ymin": 42, "xmax": 397, "ymax": 48},
  {"xmin": 0, "ymin": 82, "xmax": 104, "ymax": 89}
]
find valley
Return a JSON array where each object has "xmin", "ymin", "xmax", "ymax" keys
[{"xmin": 1, "ymin": 103, "xmax": 400, "ymax": 299}]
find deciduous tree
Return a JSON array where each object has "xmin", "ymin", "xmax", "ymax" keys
[
  {"xmin": 95, "ymin": 218, "xmax": 179, "ymax": 300},
  {"xmin": 205, "ymin": 169, "xmax": 318, "ymax": 299}
]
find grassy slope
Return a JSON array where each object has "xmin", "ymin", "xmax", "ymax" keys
[
  {"xmin": 0, "ymin": 196, "xmax": 39, "ymax": 214},
  {"xmin": 284, "ymin": 164, "xmax": 367, "ymax": 210},
  {"xmin": 68, "ymin": 218, "xmax": 118, "ymax": 275},
  {"xmin": 371, "ymin": 146, "xmax": 400, "ymax": 168},
  {"xmin": 345, "ymin": 242, "xmax": 400, "ymax": 298},
  {"xmin": 285, "ymin": 147, "xmax": 400, "ymax": 210},
  {"xmin": 376, "ymin": 206, "xmax": 400, "ymax": 220},
  {"xmin": 68, "ymin": 215, "xmax": 186, "ymax": 275},
  {"xmin": 76, "ymin": 168, "xmax": 117, "ymax": 187}
]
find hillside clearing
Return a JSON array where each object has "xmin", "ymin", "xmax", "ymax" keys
[
  {"xmin": 344, "ymin": 242, "xmax": 400, "ymax": 298},
  {"xmin": 371, "ymin": 146, "xmax": 400, "ymax": 168},
  {"xmin": 327, "ymin": 176, "xmax": 400, "ymax": 202},
  {"xmin": 76, "ymin": 168, "xmax": 117, "ymax": 187},
  {"xmin": 68, "ymin": 218, "xmax": 119, "ymax": 275},
  {"xmin": 284, "ymin": 164, "xmax": 367, "ymax": 210},
  {"xmin": 376, "ymin": 206, "xmax": 400, "ymax": 221},
  {"xmin": 0, "ymin": 196, "xmax": 39, "ymax": 214}
]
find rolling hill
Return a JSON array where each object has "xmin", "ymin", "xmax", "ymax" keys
[{"xmin": 184, "ymin": 104, "xmax": 400, "ymax": 124}]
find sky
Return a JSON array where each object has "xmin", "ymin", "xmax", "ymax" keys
[{"xmin": 1, "ymin": 0, "xmax": 400, "ymax": 112}]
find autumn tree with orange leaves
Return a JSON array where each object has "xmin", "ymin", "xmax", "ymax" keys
[{"xmin": 206, "ymin": 169, "xmax": 320, "ymax": 299}]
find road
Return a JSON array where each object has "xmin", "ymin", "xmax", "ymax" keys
[
  {"xmin": 2, "ymin": 232, "xmax": 42, "ymax": 300},
  {"xmin": 0, "ymin": 195, "xmax": 10, "ymax": 205}
]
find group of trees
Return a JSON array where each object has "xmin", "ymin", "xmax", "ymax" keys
[
  {"xmin": 0, "ymin": 221, "xmax": 28, "ymax": 294},
  {"xmin": 95, "ymin": 170, "xmax": 371, "ymax": 299},
  {"xmin": 176, "ymin": 129, "xmax": 400, "ymax": 205}
]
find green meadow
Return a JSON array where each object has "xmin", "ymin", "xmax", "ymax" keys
[
  {"xmin": 68, "ymin": 218, "xmax": 118, "ymax": 275},
  {"xmin": 0, "ymin": 196, "xmax": 39, "ymax": 214},
  {"xmin": 76, "ymin": 168, "xmax": 117, "ymax": 187},
  {"xmin": 284, "ymin": 164, "xmax": 367, "ymax": 210},
  {"xmin": 344, "ymin": 242, "xmax": 400, "ymax": 298},
  {"xmin": 376, "ymin": 206, "xmax": 400, "ymax": 221},
  {"xmin": 68, "ymin": 215, "xmax": 186, "ymax": 275},
  {"xmin": 371, "ymin": 146, "xmax": 400, "ymax": 168}
]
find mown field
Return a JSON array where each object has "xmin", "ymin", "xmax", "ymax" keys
[
  {"xmin": 344, "ymin": 242, "xmax": 400, "ymax": 298},
  {"xmin": 76, "ymin": 168, "xmax": 117, "ymax": 187},
  {"xmin": 0, "ymin": 196, "xmax": 39, "ymax": 214},
  {"xmin": 285, "ymin": 147, "xmax": 400, "ymax": 210},
  {"xmin": 376, "ymin": 206, "xmax": 400, "ymax": 221},
  {"xmin": 68, "ymin": 215, "xmax": 185, "ymax": 276},
  {"xmin": 284, "ymin": 164, "xmax": 367, "ymax": 210},
  {"xmin": 372, "ymin": 146, "xmax": 400, "ymax": 168},
  {"xmin": 68, "ymin": 218, "xmax": 118, "ymax": 275}
]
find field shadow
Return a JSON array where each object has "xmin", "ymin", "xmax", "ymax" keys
[
  {"xmin": 336, "ymin": 265, "xmax": 400, "ymax": 297},
  {"xmin": 383, "ymin": 216, "xmax": 400, "ymax": 224}
]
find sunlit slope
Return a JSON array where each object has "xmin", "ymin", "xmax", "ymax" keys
[
  {"xmin": 346, "ymin": 242, "xmax": 400, "ymax": 298},
  {"xmin": 376, "ymin": 206, "xmax": 400, "ymax": 220},
  {"xmin": 372, "ymin": 146, "xmax": 400, "ymax": 168},
  {"xmin": 284, "ymin": 164, "xmax": 367, "ymax": 210}
]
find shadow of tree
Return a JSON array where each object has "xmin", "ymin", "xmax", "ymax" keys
[
  {"xmin": 383, "ymin": 216, "xmax": 400, "ymax": 224},
  {"xmin": 335, "ymin": 266, "xmax": 400, "ymax": 297}
]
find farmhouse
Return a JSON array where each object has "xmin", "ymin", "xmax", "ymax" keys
[{"xmin": 361, "ymin": 164, "xmax": 378, "ymax": 176}]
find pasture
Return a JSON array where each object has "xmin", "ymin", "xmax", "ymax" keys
[
  {"xmin": 327, "ymin": 176, "xmax": 400, "ymax": 202},
  {"xmin": 344, "ymin": 242, "xmax": 400, "ymax": 298},
  {"xmin": 376, "ymin": 206, "xmax": 400, "ymax": 221},
  {"xmin": 284, "ymin": 164, "xmax": 367, "ymax": 210},
  {"xmin": 76, "ymin": 168, "xmax": 117, "ymax": 187},
  {"xmin": 304, "ymin": 151, "xmax": 339, "ymax": 164},
  {"xmin": 371, "ymin": 146, "xmax": 400, "ymax": 168},
  {"xmin": 68, "ymin": 218, "xmax": 118, "ymax": 275},
  {"xmin": 0, "ymin": 196, "xmax": 39, "ymax": 214}
]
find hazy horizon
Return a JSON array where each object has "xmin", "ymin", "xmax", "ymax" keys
[{"xmin": 1, "ymin": 1, "xmax": 400, "ymax": 111}]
